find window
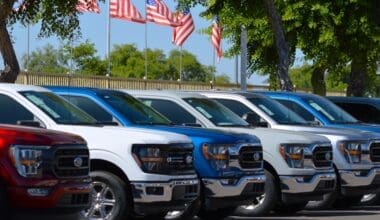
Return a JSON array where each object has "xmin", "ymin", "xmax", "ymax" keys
[
  {"xmin": 276, "ymin": 99, "xmax": 315, "ymax": 122},
  {"xmin": 141, "ymin": 99, "xmax": 197, "ymax": 125},
  {"xmin": 335, "ymin": 102, "xmax": 380, "ymax": 123},
  {"xmin": 61, "ymin": 95, "xmax": 114, "ymax": 123},
  {"xmin": 0, "ymin": 94, "xmax": 34, "ymax": 124}
]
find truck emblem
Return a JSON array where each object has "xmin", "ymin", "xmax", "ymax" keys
[
  {"xmin": 325, "ymin": 152, "xmax": 332, "ymax": 161},
  {"xmin": 185, "ymin": 155, "xmax": 193, "ymax": 164},
  {"xmin": 253, "ymin": 152, "xmax": 261, "ymax": 161},
  {"xmin": 73, "ymin": 157, "xmax": 83, "ymax": 167}
]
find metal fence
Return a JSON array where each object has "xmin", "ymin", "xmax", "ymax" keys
[{"xmin": 15, "ymin": 72, "xmax": 345, "ymax": 96}]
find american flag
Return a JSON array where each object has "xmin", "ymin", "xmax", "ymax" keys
[
  {"xmin": 110, "ymin": 0, "xmax": 146, "ymax": 23},
  {"xmin": 172, "ymin": 8, "xmax": 195, "ymax": 46},
  {"xmin": 146, "ymin": 0, "xmax": 180, "ymax": 27},
  {"xmin": 76, "ymin": 0, "xmax": 100, "ymax": 13},
  {"xmin": 211, "ymin": 16, "xmax": 223, "ymax": 60}
]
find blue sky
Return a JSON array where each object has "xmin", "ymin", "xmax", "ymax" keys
[{"xmin": 8, "ymin": 1, "xmax": 272, "ymax": 85}]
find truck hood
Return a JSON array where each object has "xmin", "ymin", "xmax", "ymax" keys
[
  {"xmin": 273, "ymin": 124, "xmax": 380, "ymax": 141},
  {"xmin": 330, "ymin": 123, "xmax": 380, "ymax": 134},
  {"xmin": 142, "ymin": 125, "xmax": 261, "ymax": 145},
  {"xmin": 220, "ymin": 127, "xmax": 329, "ymax": 144},
  {"xmin": 54, "ymin": 124, "xmax": 192, "ymax": 146}
]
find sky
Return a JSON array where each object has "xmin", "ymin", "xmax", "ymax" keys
[{"xmin": 7, "ymin": 1, "xmax": 271, "ymax": 85}]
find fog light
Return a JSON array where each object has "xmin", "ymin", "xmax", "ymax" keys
[
  {"xmin": 27, "ymin": 188, "xmax": 50, "ymax": 197},
  {"xmin": 146, "ymin": 186, "xmax": 164, "ymax": 195}
]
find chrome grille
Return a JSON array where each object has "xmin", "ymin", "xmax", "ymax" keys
[
  {"xmin": 54, "ymin": 146, "xmax": 90, "ymax": 178},
  {"xmin": 313, "ymin": 145, "xmax": 333, "ymax": 168},
  {"xmin": 370, "ymin": 142, "xmax": 380, "ymax": 162},
  {"xmin": 238, "ymin": 146, "xmax": 263, "ymax": 169}
]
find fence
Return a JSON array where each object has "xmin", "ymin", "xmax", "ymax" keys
[{"xmin": 15, "ymin": 72, "xmax": 345, "ymax": 96}]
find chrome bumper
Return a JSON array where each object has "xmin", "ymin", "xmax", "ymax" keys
[
  {"xmin": 202, "ymin": 174, "xmax": 266, "ymax": 198},
  {"xmin": 280, "ymin": 173, "xmax": 336, "ymax": 193},
  {"xmin": 131, "ymin": 179, "xmax": 199, "ymax": 203},
  {"xmin": 340, "ymin": 168, "xmax": 380, "ymax": 187}
]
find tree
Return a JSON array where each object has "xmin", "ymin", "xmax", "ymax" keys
[
  {"xmin": 22, "ymin": 44, "xmax": 69, "ymax": 74},
  {"xmin": 0, "ymin": 0, "xmax": 104, "ymax": 82},
  {"xmin": 215, "ymin": 73, "xmax": 231, "ymax": 84},
  {"xmin": 179, "ymin": 0, "xmax": 294, "ymax": 90}
]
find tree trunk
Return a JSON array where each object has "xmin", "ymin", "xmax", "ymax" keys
[
  {"xmin": 263, "ymin": 0, "xmax": 293, "ymax": 91},
  {"xmin": 311, "ymin": 66, "xmax": 326, "ymax": 96},
  {"xmin": 346, "ymin": 53, "xmax": 367, "ymax": 97},
  {"xmin": 0, "ymin": 19, "xmax": 20, "ymax": 83}
]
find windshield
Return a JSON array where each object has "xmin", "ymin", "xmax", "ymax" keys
[
  {"xmin": 20, "ymin": 91, "xmax": 97, "ymax": 125},
  {"xmin": 302, "ymin": 96, "xmax": 358, "ymax": 123},
  {"xmin": 97, "ymin": 91, "xmax": 171, "ymax": 125},
  {"xmin": 184, "ymin": 98, "xmax": 249, "ymax": 127},
  {"xmin": 247, "ymin": 97, "xmax": 308, "ymax": 125}
]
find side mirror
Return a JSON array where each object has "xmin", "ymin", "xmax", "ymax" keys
[
  {"xmin": 17, "ymin": 120, "xmax": 43, "ymax": 128},
  {"xmin": 242, "ymin": 112, "xmax": 268, "ymax": 127}
]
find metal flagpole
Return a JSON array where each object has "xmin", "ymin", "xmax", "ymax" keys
[
  {"xmin": 240, "ymin": 25, "xmax": 247, "ymax": 91},
  {"xmin": 212, "ymin": 49, "xmax": 216, "ymax": 86},
  {"xmin": 144, "ymin": 2, "xmax": 148, "ymax": 80},
  {"xmin": 235, "ymin": 54, "xmax": 239, "ymax": 86},
  {"xmin": 106, "ymin": 0, "xmax": 111, "ymax": 76},
  {"xmin": 179, "ymin": 46, "xmax": 183, "ymax": 81},
  {"xmin": 26, "ymin": 24, "xmax": 30, "ymax": 71}
]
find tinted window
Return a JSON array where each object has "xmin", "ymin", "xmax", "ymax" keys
[
  {"xmin": 20, "ymin": 91, "xmax": 97, "ymax": 125},
  {"xmin": 141, "ymin": 99, "xmax": 197, "ymax": 125},
  {"xmin": 335, "ymin": 102, "xmax": 380, "ymax": 123},
  {"xmin": 276, "ymin": 99, "xmax": 316, "ymax": 121},
  {"xmin": 97, "ymin": 91, "xmax": 171, "ymax": 125},
  {"xmin": 61, "ymin": 95, "xmax": 114, "ymax": 123},
  {"xmin": 184, "ymin": 98, "xmax": 249, "ymax": 127},
  {"xmin": 0, "ymin": 94, "xmax": 34, "ymax": 124}
]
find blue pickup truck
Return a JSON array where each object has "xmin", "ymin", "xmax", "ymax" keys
[{"xmin": 46, "ymin": 86, "xmax": 266, "ymax": 218}]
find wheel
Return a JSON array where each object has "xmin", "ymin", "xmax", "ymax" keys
[
  {"xmin": 332, "ymin": 196, "xmax": 363, "ymax": 209},
  {"xmin": 148, "ymin": 198, "xmax": 201, "ymax": 220},
  {"xmin": 274, "ymin": 202, "xmax": 308, "ymax": 214},
  {"xmin": 81, "ymin": 171, "xmax": 132, "ymax": 220},
  {"xmin": 359, "ymin": 193, "xmax": 380, "ymax": 206},
  {"xmin": 306, "ymin": 191, "xmax": 339, "ymax": 210},
  {"xmin": 231, "ymin": 170, "xmax": 279, "ymax": 216},
  {"xmin": 0, "ymin": 184, "xmax": 9, "ymax": 219}
]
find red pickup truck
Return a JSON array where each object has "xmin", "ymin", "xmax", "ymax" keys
[{"xmin": 0, "ymin": 124, "xmax": 91, "ymax": 217}]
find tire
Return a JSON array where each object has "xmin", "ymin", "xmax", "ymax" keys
[
  {"xmin": 231, "ymin": 170, "xmax": 279, "ymax": 216},
  {"xmin": 0, "ymin": 184, "xmax": 9, "ymax": 219},
  {"xmin": 274, "ymin": 202, "xmax": 308, "ymax": 214},
  {"xmin": 359, "ymin": 193, "xmax": 380, "ymax": 206},
  {"xmin": 149, "ymin": 198, "xmax": 201, "ymax": 220},
  {"xmin": 81, "ymin": 171, "xmax": 132, "ymax": 220}
]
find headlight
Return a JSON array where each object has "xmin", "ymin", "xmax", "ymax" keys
[
  {"xmin": 9, "ymin": 145, "xmax": 49, "ymax": 178},
  {"xmin": 280, "ymin": 144, "xmax": 305, "ymax": 168},
  {"xmin": 339, "ymin": 142, "xmax": 361, "ymax": 164},
  {"xmin": 202, "ymin": 144, "xmax": 230, "ymax": 170},
  {"xmin": 132, "ymin": 145, "xmax": 194, "ymax": 174}
]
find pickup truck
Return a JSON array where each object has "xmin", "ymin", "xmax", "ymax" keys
[
  {"xmin": 200, "ymin": 91, "xmax": 380, "ymax": 209},
  {"xmin": 0, "ymin": 83, "xmax": 199, "ymax": 220},
  {"xmin": 0, "ymin": 124, "xmax": 91, "ymax": 218},
  {"xmin": 259, "ymin": 91, "xmax": 380, "ymax": 207},
  {"xmin": 46, "ymin": 86, "xmax": 266, "ymax": 218},
  {"xmin": 128, "ymin": 90, "xmax": 336, "ymax": 216}
]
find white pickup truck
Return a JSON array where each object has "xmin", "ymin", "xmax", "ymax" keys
[
  {"xmin": 129, "ymin": 90, "xmax": 336, "ymax": 216},
  {"xmin": 0, "ymin": 84, "xmax": 199, "ymax": 220}
]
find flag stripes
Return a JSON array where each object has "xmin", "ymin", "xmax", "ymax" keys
[
  {"xmin": 76, "ymin": 0, "xmax": 100, "ymax": 13},
  {"xmin": 172, "ymin": 8, "xmax": 195, "ymax": 46},
  {"xmin": 110, "ymin": 0, "xmax": 145, "ymax": 23},
  {"xmin": 146, "ymin": 0, "xmax": 181, "ymax": 27},
  {"xmin": 211, "ymin": 17, "xmax": 223, "ymax": 60}
]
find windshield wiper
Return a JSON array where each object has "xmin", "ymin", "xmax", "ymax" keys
[
  {"xmin": 217, "ymin": 123, "xmax": 249, "ymax": 128},
  {"xmin": 135, "ymin": 121, "xmax": 171, "ymax": 126}
]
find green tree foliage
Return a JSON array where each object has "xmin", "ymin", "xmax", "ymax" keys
[
  {"xmin": 215, "ymin": 73, "xmax": 231, "ymax": 84},
  {"xmin": 68, "ymin": 41, "xmax": 107, "ymax": 75},
  {"xmin": 0, "ymin": 0, "xmax": 105, "ymax": 82},
  {"xmin": 22, "ymin": 44, "xmax": 69, "ymax": 74}
]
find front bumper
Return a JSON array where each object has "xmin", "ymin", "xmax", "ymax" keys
[
  {"xmin": 280, "ymin": 173, "xmax": 336, "ymax": 203},
  {"xmin": 131, "ymin": 178, "xmax": 199, "ymax": 215},
  {"xmin": 340, "ymin": 168, "xmax": 380, "ymax": 196},
  {"xmin": 7, "ymin": 181, "xmax": 92, "ymax": 211},
  {"xmin": 202, "ymin": 174, "xmax": 266, "ymax": 209}
]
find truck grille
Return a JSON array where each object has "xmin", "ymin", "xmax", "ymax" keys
[
  {"xmin": 370, "ymin": 142, "xmax": 380, "ymax": 162},
  {"xmin": 238, "ymin": 146, "xmax": 263, "ymax": 169},
  {"xmin": 313, "ymin": 145, "xmax": 333, "ymax": 168},
  {"xmin": 58, "ymin": 193, "xmax": 90, "ymax": 207},
  {"xmin": 160, "ymin": 147, "xmax": 194, "ymax": 175},
  {"xmin": 54, "ymin": 146, "xmax": 90, "ymax": 178}
]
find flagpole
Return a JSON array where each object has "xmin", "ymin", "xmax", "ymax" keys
[
  {"xmin": 144, "ymin": 2, "xmax": 148, "ymax": 80},
  {"xmin": 106, "ymin": 0, "xmax": 111, "ymax": 76},
  {"xmin": 179, "ymin": 46, "xmax": 183, "ymax": 81},
  {"xmin": 26, "ymin": 24, "xmax": 30, "ymax": 71},
  {"xmin": 212, "ymin": 49, "xmax": 216, "ymax": 85}
]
